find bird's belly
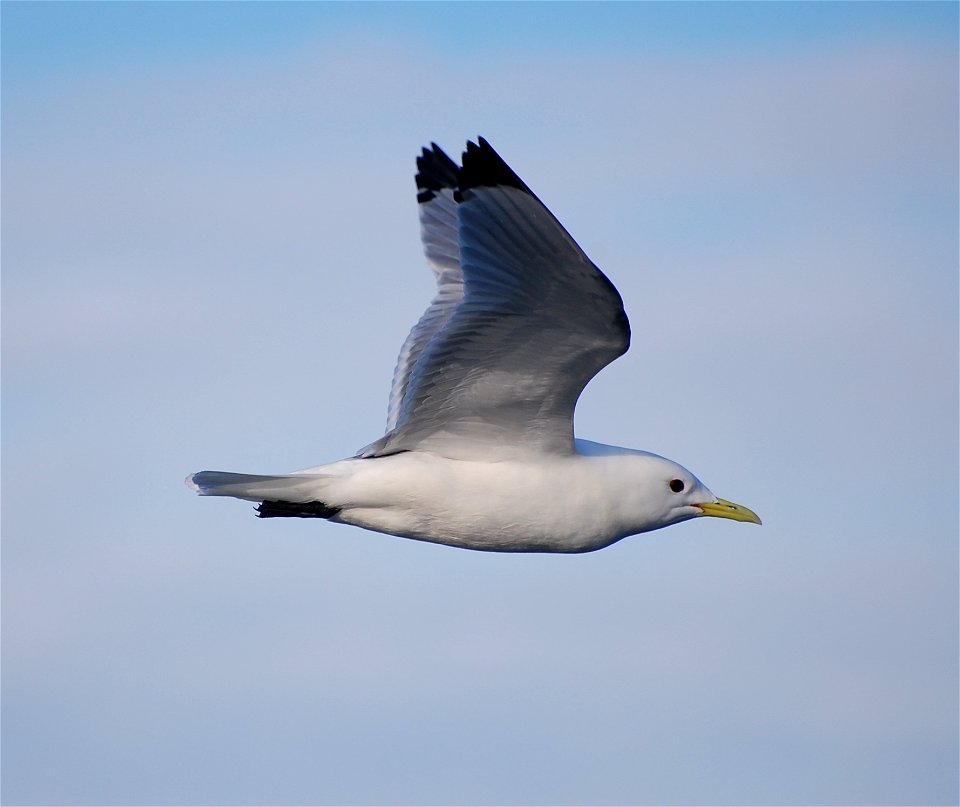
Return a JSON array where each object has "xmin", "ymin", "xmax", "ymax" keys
[{"xmin": 328, "ymin": 453, "xmax": 624, "ymax": 553}]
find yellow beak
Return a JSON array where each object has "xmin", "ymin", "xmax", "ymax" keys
[{"xmin": 695, "ymin": 497, "xmax": 762, "ymax": 525}]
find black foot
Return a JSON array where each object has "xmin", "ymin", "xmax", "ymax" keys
[{"xmin": 256, "ymin": 500, "xmax": 342, "ymax": 519}]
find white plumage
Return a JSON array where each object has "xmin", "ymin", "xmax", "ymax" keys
[{"xmin": 188, "ymin": 138, "xmax": 760, "ymax": 552}]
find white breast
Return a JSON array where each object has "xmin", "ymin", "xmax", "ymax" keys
[{"xmin": 313, "ymin": 449, "xmax": 672, "ymax": 553}]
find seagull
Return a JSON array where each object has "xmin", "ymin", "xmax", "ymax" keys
[{"xmin": 188, "ymin": 137, "xmax": 760, "ymax": 553}]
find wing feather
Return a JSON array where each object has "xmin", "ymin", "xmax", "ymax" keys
[
  {"xmin": 384, "ymin": 144, "xmax": 464, "ymax": 432},
  {"xmin": 367, "ymin": 138, "xmax": 630, "ymax": 460}
]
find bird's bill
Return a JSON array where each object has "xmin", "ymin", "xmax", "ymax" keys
[{"xmin": 694, "ymin": 498, "xmax": 762, "ymax": 525}]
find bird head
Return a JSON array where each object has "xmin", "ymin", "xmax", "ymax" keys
[{"xmin": 578, "ymin": 443, "xmax": 762, "ymax": 535}]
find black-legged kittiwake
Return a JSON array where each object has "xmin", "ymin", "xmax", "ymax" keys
[{"xmin": 188, "ymin": 138, "xmax": 760, "ymax": 552}]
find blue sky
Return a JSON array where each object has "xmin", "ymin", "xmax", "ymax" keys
[
  {"xmin": 3, "ymin": 2, "xmax": 958, "ymax": 805},
  {"xmin": 5, "ymin": 1, "xmax": 955, "ymax": 72}
]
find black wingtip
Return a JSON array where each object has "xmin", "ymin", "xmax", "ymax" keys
[
  {"xmin": 458, "ymin": 137, "xmax": 533, "ymax": 198},
  {"xmin": 416, "ymin": 143, "xmax": 460, "ymax": 203}
]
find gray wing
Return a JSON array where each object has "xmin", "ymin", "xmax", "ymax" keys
[
  {"xmin": 385, "ymin": 144, "xmax": 464, "ymax": 432},
  {"xmin": 364, "ymin": 138, "xmax": 630, "ymax": 461}
]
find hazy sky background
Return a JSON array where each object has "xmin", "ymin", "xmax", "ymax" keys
[{"xmin": 3, "ymin": 2, "xmax": 957, "ymax": 805}]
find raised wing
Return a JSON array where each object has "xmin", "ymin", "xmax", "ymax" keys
[
  {"xmin": 385, "ymin": 144, "xmax": 464, "ymax": 432},
  {"xmin": 363, "ymin": 138, "xmax": 630, "ymax": 461}
]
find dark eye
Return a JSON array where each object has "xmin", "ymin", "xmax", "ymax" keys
[{"xmin": 669, "ymin": 479, "xmax": 685, "ymax": 493}]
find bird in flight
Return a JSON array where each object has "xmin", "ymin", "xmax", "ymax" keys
[{"xmin": 188, "ymin": 137, "xmax": 760, "ymax": 552}]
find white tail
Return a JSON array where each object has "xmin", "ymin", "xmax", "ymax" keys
[{"xmin": 187, "ymin": 471, "xmax": 331, "ymax": 503}]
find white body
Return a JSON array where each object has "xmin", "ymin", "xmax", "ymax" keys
[
  {"xmin": 192, "ymin": 441, "xmax": 713, "ymax": 553},
  {"xmin": 315, "ymin": 446, "xmax": 708, "ymax": 552}
]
